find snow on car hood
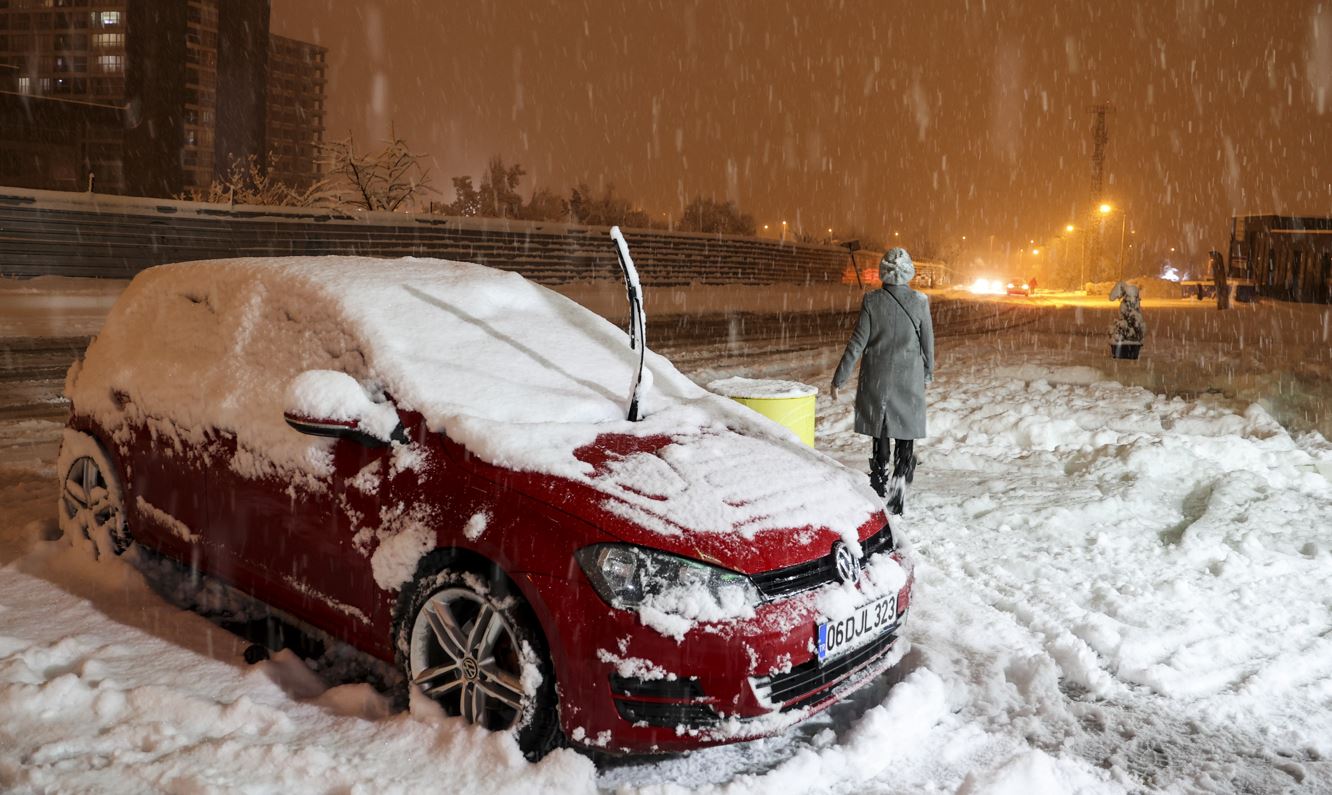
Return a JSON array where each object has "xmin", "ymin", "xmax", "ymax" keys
[
  {"xmin": 69, "ymin": 256, "xmax": 881, "ymax": 544},
  {"xmin": 458, "ymin": 398, "xmax": 884, "ymax": 561}
]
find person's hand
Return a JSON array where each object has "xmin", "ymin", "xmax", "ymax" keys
[{"xmin": 830, "ymin": 383, "xmax": 840, "ymax": 401}]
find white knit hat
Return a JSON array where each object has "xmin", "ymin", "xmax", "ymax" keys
[{"xmin": 879, "ymin": 247, "xmax": 915, "ymax": 285}]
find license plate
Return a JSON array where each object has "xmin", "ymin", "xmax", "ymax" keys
[{"xmin": 816, "ymin": 593, "xmax": 897, "ymax": 663}]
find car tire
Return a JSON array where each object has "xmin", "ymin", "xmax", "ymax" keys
[
  {"xmin": 394, "ymin": 553, "xmax": 563, "ymax": 761},
  {"xmin": 56, "ymin": 432, "xmax": 132, "ymax": 559}
]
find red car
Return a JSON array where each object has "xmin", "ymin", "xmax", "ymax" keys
[{"xmin": 58, "ymin": 256, "xmax": 913, "ymax": 758}]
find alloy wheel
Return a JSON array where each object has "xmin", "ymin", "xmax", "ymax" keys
[
  {"xmin": 408, "ymin": 587, "xmax": 528, "ymax": 730},
  {"xmin": 61, "ymin": 455, "xmax": 129, "ymax": 555}
]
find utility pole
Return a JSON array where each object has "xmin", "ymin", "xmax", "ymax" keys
[{"xmin": 1087, "ymin": 101, "xmax": 1115, "ymax": 282}]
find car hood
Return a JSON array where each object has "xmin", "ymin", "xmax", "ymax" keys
[{"xmin": 478, "ymin": 415, "xmax": 887, "ymax": 575}]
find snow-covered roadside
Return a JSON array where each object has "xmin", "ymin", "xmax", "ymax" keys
[{"xmin": 2, "ymin": 281, "xmax": 1331, "ymax": 792}]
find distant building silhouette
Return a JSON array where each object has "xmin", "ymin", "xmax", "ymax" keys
[
  {"xmin": 0, "ymin": 0, "xmax": 325, "ymax": 197},
  {"xmin": 1229, "ymin": 216, "xmax": 1332, "ymax": 304}
]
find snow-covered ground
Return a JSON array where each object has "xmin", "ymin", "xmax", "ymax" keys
[{"xmin": 2, "ymin": 277, "xmax": 1331, "ymax": 793}]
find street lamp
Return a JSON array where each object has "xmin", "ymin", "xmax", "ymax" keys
[
  {"xmin": 781, "ymin": 220, "xmax": 788, "ymax": 243},
  {"xmin": 1097, "ymin": 203, "xmax": 1129, "ymax": 280}
]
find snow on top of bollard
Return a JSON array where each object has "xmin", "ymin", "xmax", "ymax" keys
[{"xmin": 707, "ymin": 376, "xmax": 818, "ymax": 400}]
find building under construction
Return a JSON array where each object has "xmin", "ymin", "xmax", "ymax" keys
[{"xmin": 1228, "ymin": 215, "xmax": 1332, "ymax": 304}]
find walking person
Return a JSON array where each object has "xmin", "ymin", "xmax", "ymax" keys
[{"xmin": 830, "ymin": 247, "xmax": 934, "ymax": 515}]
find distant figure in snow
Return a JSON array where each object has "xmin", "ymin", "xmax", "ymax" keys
[
  {"xmin": 831, "ymin": 247, "xmax": 935, "ymax": 515},
  {"xmin": 1210, "ymin": 250, "xmax": 1230, "ymax": 310},
  {"xmin": 1028, "ymin": 276, "xmax": 1038, "ymax": 294}
]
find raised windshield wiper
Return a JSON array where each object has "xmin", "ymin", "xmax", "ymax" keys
[{"xmin": 610, "ymin": 226, "xmax": 647, "ymax": 422}]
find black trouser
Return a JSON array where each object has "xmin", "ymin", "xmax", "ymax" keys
[{"xmin": 871, "ymin": 437, "xmax": 915, "ymax": 484}]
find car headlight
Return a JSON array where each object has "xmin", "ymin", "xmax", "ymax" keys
[{"xmin": 575, "ymin": 544, "xmax": 758, "ymax": 610}]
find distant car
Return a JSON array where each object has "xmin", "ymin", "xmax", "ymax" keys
[
  {"xmin": 1005, "ymin": 280, "xmax": 1031, "ymax": 296},
  {"xmin": 59, "ymin": 256, "xmax": 914, "ymax": 758}
]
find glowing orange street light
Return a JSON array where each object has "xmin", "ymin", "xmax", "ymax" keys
[
  {"xmin": 1065, "ymin": 224, "xmax": 1075, "ymax": 233},
  {"xmin": 1096, "ymin": 204, "xmax": 1128, "ymax": 279}
]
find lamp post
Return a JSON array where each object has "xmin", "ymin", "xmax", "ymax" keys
[
  {"xmin": 1063, "ymin": 224, "xmax": 1076, "ymax": 288},
  {"xmin": 1098, "ymin": 203, "xmax": 1128, "ymax": 281}
]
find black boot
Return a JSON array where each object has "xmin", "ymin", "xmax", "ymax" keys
[
  {"xmin": 868, "ymin": 457, "xmax": 888, "ymax": 498},
  {"xmin": 885, "ymin": 475, "xmax": 906, "ymax": 516}
]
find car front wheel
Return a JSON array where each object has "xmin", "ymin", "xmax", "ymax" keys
[
  {"xmin": 395, "ymin": 560, "xmax": 561, "ymax": 759},
  {"xmin": 57, "ymin": 433, "xmax": 131, "ymax": 558}
]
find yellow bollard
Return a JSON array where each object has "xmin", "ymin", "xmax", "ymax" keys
[{"xmin": 707, "ymin": 377, "xmax": 817, "ymax": 447}]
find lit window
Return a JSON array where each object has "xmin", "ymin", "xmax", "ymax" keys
[
  {"xmin": 17, "ymin": 76, "xmax": 31, "ymax": 93},
  {"xmin": 96, "ymin": 54, "xmax": 122, "ymax": 73},
  {"xmin": 92, "ymin": 32, "xmax": 123, "ymax": 48},
  {"xmin": 99, "ymin": 11, "xmax": 120, "ymax": 27}
]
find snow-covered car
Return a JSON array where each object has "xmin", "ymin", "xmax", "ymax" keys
[{"xmin": 58, "ymin": 256, "xmax": 914, "ymax": 758}]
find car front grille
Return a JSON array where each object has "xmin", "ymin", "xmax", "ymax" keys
[
  {"xmin": 614, "ymin": 698, "xmax": 721, "ymax": 727},
  {"xmin": 750, "ymin": 523, "xmax": 895, "ymax": 600},
  {"xmin": 750, "ymin": 625, "xmax": 900, "ymax": 711},
  {"xmin": 610, "ymin": 675, "xmax": 720, "ymax": 728}
]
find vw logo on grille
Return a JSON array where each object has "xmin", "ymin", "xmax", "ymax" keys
[{"xmin": 832, "ymin": 541, "xmax": 860, "ymax": 585}]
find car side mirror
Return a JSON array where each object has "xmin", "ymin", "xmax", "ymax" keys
[{"xmin": 283, "ymin": 370, "xmax": 405, "ymax": 446}]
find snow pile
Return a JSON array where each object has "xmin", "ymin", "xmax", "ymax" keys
[{"xmin": 899, "ymin": 355, "xmax": 1332, "ymax": 790}]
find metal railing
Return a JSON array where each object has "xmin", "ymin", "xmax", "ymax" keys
[{"xmin": 0, "ymin": 187, "xmax": 855, "ymax": 287}]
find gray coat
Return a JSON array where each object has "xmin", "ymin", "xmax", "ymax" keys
[{"xmin": 832, "ymin": 285, "xmax": 935, "ymax": 439}]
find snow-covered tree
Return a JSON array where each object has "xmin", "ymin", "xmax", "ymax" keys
[
  {"xmin": 568, "ymin": 182, "xmax": 649, "ymax": 228},
  {"xmin": 677, "ymin": 196, "xmax": 756, "ymax": 236},
  {"xmin": 520, "ymin": 187, "xmax": 568, "ymax": 222},
  {"xmin": 317, "ymin": 131, "xmax": 435, "ymax": 212},
  {"xmin": 444, "ymin": 176, "xmax": 482, "ymax": 216},
  {"xmin": 1109, "ymin": 281, "xmax": 1145, "ymax": 344},
  {"xmin": 179, "ymin": 153, "xmax": 317, "ymax": 207},
  {"xmin": 477, "ymin": 157, "xmax": 526, "ymax": 218}
]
